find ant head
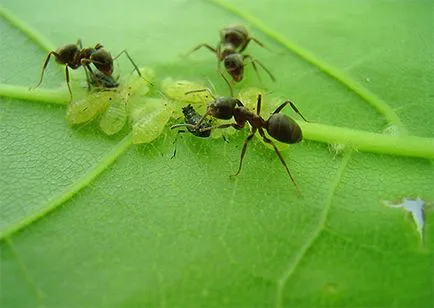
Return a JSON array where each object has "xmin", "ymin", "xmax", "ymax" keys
[
  {"xmin": 266, "ymin": 114, "xmax": 302, "ymax": 144},
  {"xmin": 223, "ymin": 54, "xmax": 244, "ymax": 82},
  {"xmin": 208, "ymin": 97, "xmax": 240, "ymax": 120},
  {"xmin": 91, "ymin": 49, "xmax": 114, "ymax": 76},
  {"xmin": 221, "ymin": 24, "xmax": 249, "ymax": 48}
]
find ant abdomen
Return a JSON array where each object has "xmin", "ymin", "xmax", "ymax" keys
[
  {"xmin": 266, "ymin": 114, "xmax": 302, "ymax": 144},
  {"xmin": 90, "ymin": 49, "xmax": 113, "ymax": 75},
  {"xmin": 221, "ymin": 24, "xmax": 248, "ymax": 49},
  {"xmin": 55, "ymin": 44, "xmax": 80, "ymax": 66}
]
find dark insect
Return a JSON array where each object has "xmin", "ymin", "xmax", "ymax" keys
[
  {"xmin": 180, "ymin": 104, "xmax": 213, "ymax": 138},
  {"xmin": 186, "ymin": 24, "xmax": 275, "ymax": 83},
  {"xmin": 175, "ymin": 90, "xmax": 308, "ymax": 195},
  {"xmin": 32, "ymin": 39, "xmax": 143, "ymax": 99},
  {"xmin": 170, "ymin": 104, "xmax": 213, "ymax": 158}
]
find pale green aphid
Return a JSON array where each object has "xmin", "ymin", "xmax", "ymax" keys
[
  {"xmin": 99, "ymin": 92, "xmax": 126, "ymax": 135},
  {"xmin": 98, "ymin": 68, "xmax": 153, "ymax": 135},
  {"xmin": 66, "ymin": 90, "xmax": 113, "ymax": 125},
  {"xmin": 161, "ymin": 78, "xmax": 211, "ymax": 104},
  {"xmin": 66, "ymin": 67, "xmax": 153, "ymax": 135},
  {"xmin": 130, "ymin": 97, "xmax": 174, "ymax": 144}
]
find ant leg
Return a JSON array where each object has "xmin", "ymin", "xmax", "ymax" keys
[
  {"xmin": 32, "ymin": 51, "xmax": 59, "ymax": 89},
  {"xmin": 185, "ymin": 88, "xmax": 216, "ymax": 100},
  {"xmin": 112, "ymin": 50, "xmax": 153, "ymax": 85},
  {"xmin": 76, "ymin": 39, "xmax": 83, "ymax": 49},
  {"xmin": 244, "ymin": 55, "xmax": 276, "ymax": 82},
  {"xmin": 233, "ymin": 129, "xmax": 257, "ymax": 176},
  {"xmin": 239, "ymin": 37, "xmax": 271, "ymax": 53},
  {"xmin": 170, "ymin": 123, "xmax": 197, "ymax": 130},
  {"xmin": 219, "ymin": 72, "xmax": 233, "ymax": 97},
  {"xmin": 184, "ymin": 44, "xmax": 217, "ymax": 57},
  {"xmin": 273, "ymin": 100, "xmax": 309, "ymax": 122},
  {"xmin": 170, "ymin": 109, "xmax": 213, "ymax": 131},
  {"xmin": 199, "ymin": 122, "xmax": 243, "ymax": 133},
  {"xmin": 113, "ymin": 50, "xmax": 140, "ymax": 76},
  {"xmin": 64, "ymin": 64, "xmax": 73, "ymax": 101},
  {"xmin": 288, "ymin": 101, "xmax": 309, "ymax": 122},
  {"xmin": 256, "ymin": 94, "xmax": 262, "ymax": 115},
  {"xmin": 258, "ymin": 128, "xmax": 301, "ymax": 196},
  {"xmin": 171, "ymin": 130, "xmax": 186, "ymax": 159}
]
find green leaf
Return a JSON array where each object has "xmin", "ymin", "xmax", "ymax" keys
[{"xmin": 1, "ymin": 1, "xmax": 433, "ymax": 307}]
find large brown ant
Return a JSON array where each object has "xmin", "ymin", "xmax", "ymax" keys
[
  {"xmin": 174, "ymin": 91, "xmax": 308, "ymax": 194},
  {"xmin": 186, "ymin": 24, "xmax": 275, "ymax": 83},
  {"xmin": 32, "ymin": 39, "xmax": 144, "ymax": 99}
]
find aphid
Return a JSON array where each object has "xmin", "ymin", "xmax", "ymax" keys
[
  {"xmin": 186, "ymin": 24, "xmax": 275, "ymax": 82},
  {"xmin": 66, "ymin": 67, "xmax": 153, "ymax": 135},
  {"xmin": 99, "ymin": 93, "xmax": 126, "ymax": 135},
  {"xmin": 130, "ymin": 98, "xmax": 173, "ymax": 144},
  {"xmin": 99, "ymin": 67, "xmax": 154, "ymax": 135},
  {"xmin": 175, "ymin": 91, "xmax": 308, "ymax": 194},
  {"xmin": 66, "ymin": 90, "xmax": 114, "ymax": 125},
  {"xmin": 32, "ymin": 39, "xmax": 144, "ymax": 99},
  {"xmin": 161, "ymin": 79, "xmax": 211, "ymax": 104}
]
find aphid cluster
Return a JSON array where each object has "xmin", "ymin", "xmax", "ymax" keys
[{"xmin": 33, "ymin": 25, "xmax": 308, "ymax": 194}]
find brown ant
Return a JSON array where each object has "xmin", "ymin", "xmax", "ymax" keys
[
  {"xmin": 186, "ymin": 24, "xmax": 275, "ymax": 83},
  {"xmin": 175, "ymin": 90, "xmax": 308, "ymax": 195},
  {"xmin": 32, "ymin": 39, "xmax": 144, "ymax": 99}
]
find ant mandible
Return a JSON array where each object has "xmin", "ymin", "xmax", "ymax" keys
[
  {"xmin": 186, "ymin": 24, "xmax": 275, "ymax": 83},
  {"xmin": 32, "ymin": 39, "xmax": 144, "ymax": 99},
  {"xmin": 176, "ymin": 90, "xmax": 308, "ymax": 195}
]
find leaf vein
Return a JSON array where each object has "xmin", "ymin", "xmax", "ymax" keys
[
  {"xmin": 275, "ymin": 150, "xmax": 353, "ymax": 308},
  {"xmin": 4, "ymin": 237, "xmax": 45, "ymax": 305},
  {"xmin": 0, "ymin": 134, "xmax": 133, "ymax": 239}
]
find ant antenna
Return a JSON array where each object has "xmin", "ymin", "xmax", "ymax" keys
[
  {"xmin": 185, "ymin": 88, "xmax": 216, "ymax": 100},
  {"xmin": 113, "ymin": 50, "xmax": 153, "ymax": 86}
]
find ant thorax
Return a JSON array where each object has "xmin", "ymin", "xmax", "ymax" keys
[
  {"xmin": 220, "ymin": 44, "xmax": 237, "ymax": 59},
  {"xmin": 233, "ymin": 106, "xmax": 261, "ymax": 128}
]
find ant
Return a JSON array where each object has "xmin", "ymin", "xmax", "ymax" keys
[
  {"xmin": 32, "ymin": 39, "xmax": 144, "ymax": 99},
  {"xmin": 174, "ymin": 90, "xmax": 308, "ymax": 195},
  {"xmin": 186, "ymin": 24, "xmax": 275, "ymax": 83}
]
